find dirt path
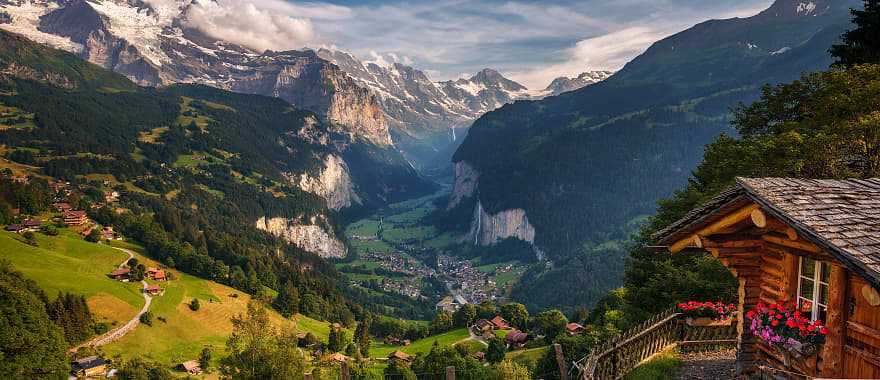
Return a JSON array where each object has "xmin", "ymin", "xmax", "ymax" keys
[
  {"xmin": 73, "ymin": 246, "xmax": 152, "ymax": 350},
  {"xmin": 467, "ymin": 326, "xmax": 489, "ymax": 347},
  {"xmin": 674, "ymin": 349, "xmax": 737, "ymax": 380}
]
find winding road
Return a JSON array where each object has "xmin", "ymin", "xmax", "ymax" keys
[{"xmin": 73, "ymin": 246, "xmax": 152, "ymax": 350}]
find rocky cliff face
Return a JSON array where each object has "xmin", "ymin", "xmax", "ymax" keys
[
  {"xmin": 467, "ymin": 201, "xmax": 536, "ymax": 246},
  {"xmin": 297, "ymin": 154, "xmax": 361, "ymax": 211},
  {"xmin": 447, "ymin": 161, "xmax": 479, "ymax": 210},
  {"xmin": 255, "ymin": 216, "xmax": 347, "ymax": 259}
]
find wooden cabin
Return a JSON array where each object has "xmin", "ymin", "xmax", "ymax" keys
[{"xmin": 654, "ymin": 178, "xmax": 880, "ymax": 379}]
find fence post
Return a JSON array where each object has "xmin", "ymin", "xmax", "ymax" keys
[
  {"xmin": 445, "ymin": 365, "xmax": 456, "ymax": 380},
  {"xmin": 554, "ymin": 343, "xmax": 569, "ymax": 380},
  {"xmin": 341, "ymin": 360, "xmax": 350, "ymax": 380},
  {"xmin": 304, "ymin": 372, "xmax": 312, "ymax": 380}
]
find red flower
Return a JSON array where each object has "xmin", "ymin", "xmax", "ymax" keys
[
  {"xmin": 807, "ymin": 325, "xmax": 816, "ymax": 332},
  {"xmin": 820, "ymin": 327, "xmax": 829, "ymax": 335},
  {"xmin": 785, "ymin": 319, "xmax": 797, "ymax": 328},
  {"xmin": 771, "ymin": 319, "xmax": 779, "ymax": 327},
  {"xmin": 747, "ymin": 310, "xmax": 756, "ymax": 319}
]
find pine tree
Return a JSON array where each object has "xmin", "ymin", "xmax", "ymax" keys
[{"xmin": 831, "ymin": 0, "xmax": 880, "ymax": 67}]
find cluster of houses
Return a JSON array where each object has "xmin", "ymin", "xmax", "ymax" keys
[
  {"xmin": 70, "ymin": 356, "xmax": 202, "ymax": 377},
  {"xmin": 109, "ymin": 265, "xmax": 168, "ymax": 295},
  {"xmin": 4, "ymin": 218, "xmax": 42, "ymax": 233}
]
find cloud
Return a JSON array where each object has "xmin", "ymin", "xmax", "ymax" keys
[{"xmin": 182, "ymin": 0, "xmax": 352, "ymax": 52}]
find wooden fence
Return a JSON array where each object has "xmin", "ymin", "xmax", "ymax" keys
[{"xmin": 577, "ymin": 308, "xmax": 738, "ymax": 380}]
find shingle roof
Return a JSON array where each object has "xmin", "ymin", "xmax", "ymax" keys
[{"xmin": 654, "ymin": 177, "xmax": 880, "ymax": 287}]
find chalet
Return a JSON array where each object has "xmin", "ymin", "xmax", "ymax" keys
[
  {"xmin": 146, "ymin": 267, "xmax": 158, "ymax": 278},
  {"xmin": 21, "ymin": 219, "xmax": 42, "ymax": 230},
  {"xmin": 474, "ymin": 319, "xmax": 493, "ymax": 334},
  {"xmin": 146, "ymin": 284, "xmax": 162, "ymax": 295},
  {"xmin": 506, "ymin": 331, "xmax": 530, "ymax": 347},
  {"xmin": 52, "ymin": 202, "xmax": 71, "ymax": 212},
  {"xmin": 178, "ymin": 360, "xmax": 202, "ymax": 375},
  {"xmin": 654, "ymin": 178, "xmax": 880, "ymax": 379},
  {"xmin": 436, "ymin": 296, "xmax": 461, "ymax": 313},
  {"xmin": 153, "ymin": 270, "xmax": 167, "ymax": 281},
  {"xmin": 110, "ymin": 268, "xmax": 130, "ymax": 280},
  {"xmin": 71, "ymin": 356, "xmax": 108, "ymax": 378},
  {"xmin": 566, "ymin": 322, "xmax": 585, "ymax": 335},
  {"xmin": 387, "ymin": 350, "xmax": 411, "ymax": 364},
  {"xmin": 4, "ymin": 224, "xmax": 24, "ymax": 233},
  {"xmin": 101, "ymin": 226, "xmax": 115, "ymax": 240},
  {"xmin": 63, "ymin": 210, "xmax": 88, "ymax": 226},
  {"xmin": 490, "ymin": 315, "xmax": 510, "ymax": 330},
  {"xmin": 323, "ymin": 352, "xmax": 349, "ymax": 363}
]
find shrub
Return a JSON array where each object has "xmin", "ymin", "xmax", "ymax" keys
[
  {"xmin": 189, "ymin": 298, "xmax": 200, "ymax": 311},
  {"xmin": 140, "ymin": 311, "xmax": 153, "ymax": 326}
]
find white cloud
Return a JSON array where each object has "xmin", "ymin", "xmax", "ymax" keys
[
  {"xmin": 508, "ymin": 26, "xmax": 678, "ymax": 88},
  {"xmin": 182, "ymin": 0, "xmax": 352, "ymax": 52}
]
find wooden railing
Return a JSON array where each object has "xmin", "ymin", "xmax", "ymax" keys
[{"xmin": 577, "ymin": 308, "xmax": 738, "ymax": 380}]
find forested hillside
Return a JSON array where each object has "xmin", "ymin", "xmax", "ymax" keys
[
  {"xmin": 0, "ymin": 29, "xmax": 429, "ymax": 326},
  {"xmin": 448, "ymin": 0, "xmax": 860, "ymax": 312}
]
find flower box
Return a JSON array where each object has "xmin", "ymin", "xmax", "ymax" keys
[
  {"xmin": 747, "ymin": 302, "xmax": 827, "ymax": 360},
  {"xmin": 685, "ymin": 317, "xmax": 733, "ymax": 327},
  {"xmin": 676, "ymin": 301, "xmax": 736, "ymax": 322}
]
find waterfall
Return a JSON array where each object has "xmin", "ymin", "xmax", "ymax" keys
[{"xmin": 473, "ymin": 201, "xmax": 482, "ymax": 245}]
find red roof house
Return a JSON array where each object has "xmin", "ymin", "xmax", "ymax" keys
[
  {"xmin": 146, "ymin": 284, "xmax": 162, "ymax": 295},
  {"xmin": 566, "ymin": 323, "xmax": 585, "ymax": 335},
  {"xmin": 110, "ymin": 268, "xmax": 130, "ymax": 280},
  {"xmin": 489, "ymin": 315, "xmax": 510, "ymax": 330}
]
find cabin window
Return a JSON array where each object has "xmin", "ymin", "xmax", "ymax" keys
[{"xmin": 797, "ymin": 257, "xmax": 829, "ymax": 322}]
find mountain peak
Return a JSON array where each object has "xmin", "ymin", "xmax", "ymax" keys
[
  {"xmin": 469, "ymin": 68, "xmax": 526, "ymax": 92},
  {"xmin": 761, "ymin": 0, "xmax": 835, "ymax": 18}
]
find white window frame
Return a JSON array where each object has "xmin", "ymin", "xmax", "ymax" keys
[{"xmin": 796, "ymin": 257, "xmax": 829, "ymax": 321}]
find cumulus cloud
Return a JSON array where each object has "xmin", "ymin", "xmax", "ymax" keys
[{"xmin": 182, "ymin": 0, "xmax": 352, "ymax": 52}]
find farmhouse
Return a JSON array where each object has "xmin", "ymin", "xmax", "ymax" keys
[
  {"xmin": 146, "ymin": 284, "xmax": 162, "ymax": 295},
  {"xmin": 4, "ymin": 224, "xmax": 23, "ymax": 233},
  {"xmin": 506, "ymin": 331, "xmax": 530, "ymax": 346},
  {"xmin": 52, "ymin": 202, "xmax": 71, "ymax": 212},
  {"xmin": 474, "ymin": 319, "xmax": 493, "ymax": 334},
  {"xmin": 566, "ymin": 322, "xmax": 585, "ymax": 335},
  {"xmin": 71, "ymin": 356, "xmax": 108, "ymax": 378},
  {"xmin": 21, "ymin": 219, "xmax": 42, "ymax": 230},
  {"xmin": 323, "ymin": 352, "xmax": 349, "ymax": 363},
  {"xmin": 387, "ymin": 350, "xmax": 411, "ymax": 364},
  {"xmin": 489, "ymin": 315, "xmax": 510, "ymax": 330},
  {"xmin": 654, "ymin": 178, "xmax": 880, "ymax": 378},
  {"xmin": 109, "ymin": 268, "xmax": 130, "ymax": 281},
  {"xmin": 178, "ymin": 360, "xmax": 202, "ymax": 375},
  {"xmin": 63, "ymin": 210, "xmax": 88, "ymax": 226},
  {"xmin": 153, "ymin": 269, "xmax": 167, "ymax": 281}
]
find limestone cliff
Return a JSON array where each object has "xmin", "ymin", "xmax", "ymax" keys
[
  {"xmin": 467, "ymin": 201, "xmax": 536, "ymax": 246},
  {"xmin": 298, "ymin": 154, "xmax": 361, "ymax": 211},
  {"xmin": 447, "ymin": 161, "xmax": 479, "ymax": 210},
  {"xmin": 255, "ymin": 216, "xmax": 347, "ymax": 259}
]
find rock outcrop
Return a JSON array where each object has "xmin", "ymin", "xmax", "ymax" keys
[
  {"xmin": 447, "ymin": 161, "xmax": 479, "ymax": 210},
  {"xmin": 256, "ymin": 216, "xmax": 347, "ymax": 259},
  {"xmin": 467, "ymin": 201, "xmax": 536, "ymax": 246},
  {"xmin": 298, "ymin": 154, "xmax": 361, "ymax": 211}
]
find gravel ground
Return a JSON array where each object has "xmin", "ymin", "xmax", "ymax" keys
[{"xmin": 675, "ymin": 349, "xmax": 737, "ymax": 380}]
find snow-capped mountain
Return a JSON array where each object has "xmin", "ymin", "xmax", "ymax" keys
[
  {"xmin": 542, "ymin": 71, "xmax": 615, "ymax": 97},
  {"xmin": 0, "ymin": 0, "xmax": 611, "ymax": 170}
]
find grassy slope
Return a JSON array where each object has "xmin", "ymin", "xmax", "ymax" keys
[
  {"xmin": 0, "ymin": 230, "xmax": 143, "ymax": 326},
  {"xmin": 0, "ymin": 231, "xmax": 337, "ymax": 368},
  {"xmin": 370, "ymin": 328, "xmax": 471, "ymax": 358}
]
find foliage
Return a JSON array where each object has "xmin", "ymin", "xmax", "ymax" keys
[
  {"xmin": 454, "ymin": 303, "xmax": 477, "ymax": 328},
  {"xmin": 831, "ymin": 0, "xmax": 880, "ymax": 67},
  {"xmin": 116, "ymin": 357, "xmax": 174, "ymax": 380},
  {"xmin": 500, "ymin": 303, "xmax": 529, "ymax": 330},
  {"xmin": 199, "ymin": 347, "xmax": 212, "ymax": 373},
  {"xmin": 533, "ymin": 309, "xmax": 568, "ymax": 341},
  {"xmin": 140, "ymin": 311, "xmax": 153, "ymax": 326},
  {"xmin": 46, "ymin": 291, "xmax": 96, "ymax": 344},
  {"xmin": 85, "ymin": 229, "xmax": 101, "ymax": 243},
  {"xmin": 411, "ymin": 345, "xmax": 489, "ymax": 380},
  {"xmin": 219, "ymin": 302, "xmax": 305, "ymax": 379},
  {"xmin": 384, "ymin": 360, "xmax": 417, "ymax": 380},
  {"xmin": 622, "ymin": 348, "xmax": 681, "ymax": 380},
  {"xmin": 535, "ymin": 327, "xmax": 615, "ymax": 380},
  {"xmin": 485, "ymin": 337, "xmax": 506, "ymax": 364},
  {"xmin": 431, "ymin": 310, "xmax": 454, "ymax": 334},
  {"xmin": 189, "ymin": 298, "xmax": 200, "ymax": 311},
  {"xmin": 490, "ymin": 360, "xmax": 531, "ymax": 380},
  {"xmin": 354, "ymin": 313, "xmax": 372, "ymax": 357},
  {"xmin": 0, "ymin": 260, "xmax": 69, "ymax": 379},
  {"xmin": 327, "ymin": 326, "xmax": 350, "ymax": 353}
]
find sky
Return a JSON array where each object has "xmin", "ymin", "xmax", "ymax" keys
[{"xmin": 182, "ymin": 0, "xmax": 776, "ymax": 88}]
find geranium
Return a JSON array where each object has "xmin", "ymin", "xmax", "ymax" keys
[
  {"xmin": 676, "ymin": 301, "xmax": 736, "ymax": 320},
  {"xmin": 747, "ymin": 302, "xmax": 827, "ymax": 350}
]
